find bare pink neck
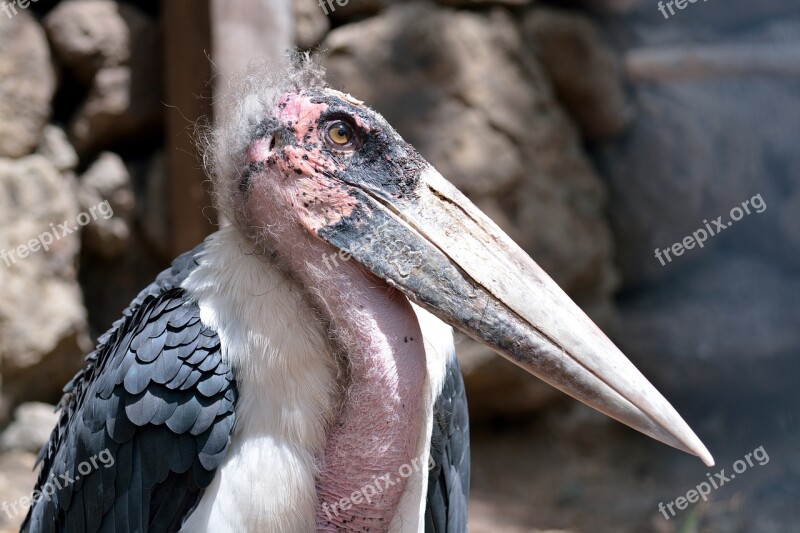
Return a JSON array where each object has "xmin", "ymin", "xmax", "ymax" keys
[{"xmin": 284, "ymin": 237, "xmax": 428, "ymax": 531}]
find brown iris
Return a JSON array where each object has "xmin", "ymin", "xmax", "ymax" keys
[{"xmin": 325, "ymin": 120, "xmax": 356, "ymax": 149}]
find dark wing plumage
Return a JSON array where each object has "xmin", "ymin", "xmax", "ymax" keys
[
  {"xmin": 425, "ymin": 355, "xmax": 470, "ymax": 533},
  {"xmin": 22, "ymin": 246, "xmax": 237, "ymax": 533}
]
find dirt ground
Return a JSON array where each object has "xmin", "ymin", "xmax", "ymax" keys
[
  {"xmin": 468, "ymin": 399, "xmax": 800, "ymax": 533},
  {"xmin": 0, "ymin": 398, "xmax": 797, "ymax": 532}
]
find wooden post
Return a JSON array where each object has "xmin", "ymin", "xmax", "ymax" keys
[
  {"xmin": 162, "ymin": 0, "xmax": 292, "ymax": 257},
  {"xmin": 162, "ymin": 0, "xmax": 216, "ymax": 257}
]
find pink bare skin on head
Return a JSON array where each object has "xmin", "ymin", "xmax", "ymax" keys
[
  {"xmin": 244, "ymin": 93, "xmax": 360, "ymax": 233},
  {"xmin": 240, "ymin": 90, "xmax": 429, "ymax": 531}
]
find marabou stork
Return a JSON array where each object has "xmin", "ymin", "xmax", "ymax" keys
[{"xmin": 23, "ymin": 60, "xmax": 713, "ymax": 533}]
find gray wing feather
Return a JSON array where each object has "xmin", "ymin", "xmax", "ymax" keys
[
  {"xmin": 425, "ymin": 355, "xmax": 471, "ymax": 533},
  {"xmin": 22, "ymin": 245, "xmax": 238, "ymax": 533}
]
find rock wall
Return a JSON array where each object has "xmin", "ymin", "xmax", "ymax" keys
[
  {"xmin": 0, "ymin": 2, "xmax": 166, "ymax": 425},
  {"xmin": 0, "ymin": 0, "xmax": 629, "ymax": 425},
  {"xmin": 590, "ymin": 0, "xmax": 800, "ymax": 405},
  {"xmin": 2, "ymin": 0, "xmax": 795, "ymax": 423}
]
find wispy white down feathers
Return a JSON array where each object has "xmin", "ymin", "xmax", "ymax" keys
[
  {"xmin": 180, "ymin": 228, "xmax": 453, "ymax": 532},
  {"xmin": 200, "ymin": 54, "xmax": 326, "ymax": 222}
]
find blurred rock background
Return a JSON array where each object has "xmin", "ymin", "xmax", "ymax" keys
[{"xmin": 0, "ymin": 0, "xmax": 798, "ymax": 531}]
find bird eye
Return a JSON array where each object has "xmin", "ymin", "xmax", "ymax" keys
[{"xmin": 325, "ymin": 120, "xmax": 357, "ymax": 149}]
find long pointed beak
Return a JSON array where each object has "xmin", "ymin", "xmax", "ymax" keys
[{"xmin": 315, "ymin": 165, "xmax": 714, "ymax": 467}]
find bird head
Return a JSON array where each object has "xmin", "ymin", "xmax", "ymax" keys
[{"xmin": 205, "ymin": 58, "xmax": 714, "ymax": 467}]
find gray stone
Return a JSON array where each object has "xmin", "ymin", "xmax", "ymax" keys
[
  {"xmin": 78, "ymin": 152, "xmax": 135, "ymax": 258},
  {"xmin": 597, "ymin": 80, "xmax": 800, "ymax": 285},
  {"xmin": 0, "ymin": 11, "xmax": 57, "ymax": 158},
  {"xmin": 37, "ymin": 125, "xmax": 79, "ymax": 173},
  {"xmin": 78, "ymin": 158, "xmax": 165, "ymax": 336},
  {"xmin": 620, "ymin": 0, "xmax": 798, "ymax": 31},
  {"xmin": 0, "ymin": 450, "xmax": 37, "ymax": 532},
  {"xmin": 293, "ymin": 0, "xmax": 330, "ymax": 49},
  {"xmin": 522, "ymin": 8, "xmax": 632, "ymax": 140},
  {"xmin": 0, "ymin": 156, "xmax": 91, "ymax": 407},
  {"xmin": 69, "ymin": 64, "xmax": 161, "ymax": 155},
  {"xmin": 0, "ymin": 402, "xmax": 58, "ymax": 454},
  {"xmin": 58, "ymin": 2, "xmax": 161, "ymax": 155},
  {"xmin": 44, "ymin": 0, "xmax": 154, "ymax": 84},
  {"xmin": 614, "ymin": 255, "xmax": 800, "ymax": 401},
  {"xmin": 581, "ymin": 0, "xmax": 641, "ymax": 12},
  {"xmin": 324, "ymin": 0, "xmax": 393, "ymax": 21},
  {"xmin": 322, "ymin": 6, "xmax": 531, "ymax": 197}
]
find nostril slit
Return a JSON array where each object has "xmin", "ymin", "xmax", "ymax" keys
[{"xmin": 269, "ymin": 137, "xmax": 276, "ymax": 151}]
